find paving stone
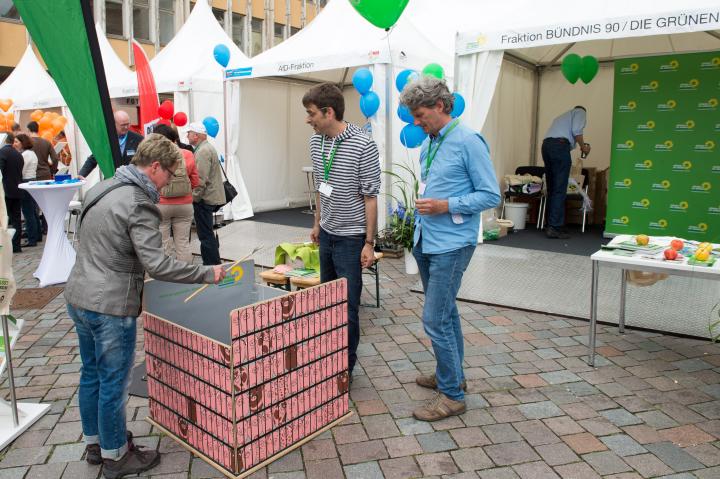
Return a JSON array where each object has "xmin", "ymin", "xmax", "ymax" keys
[
  {"xmin": 482, "ymin": 423, "xmax": 522, "ymax": 444},
  {"xmin": 378, "ymin": 457, "xmax": 422, "ymax": 479},
  {"xmin": 553, "ymin": 462, "xmax": 601, "ymax": 479},
  {"xmin": 189, "ymin": 458, "xmax": 225, "ymax": 479},
  {"xmin": 451, "ymin": 447, "xmax": 494, "ymax": 472},
  {"xmin": 623, "ymin": 453, "xmax": 674, "ymax": 478},
  {"xmin": 301, "ymin": 439, "xmax": 337, "ymax": 461},
  {"xmin": 362, "ymin": 414, "xmax": 401, "ymax": 439},
  {"xmin": 581, "ymin": 451, "xmax": 632, "ymax": 475},
  {"xmin": 684, "ymin": 443, "xmax": 720, "ymax": 467},
  {"xmin": 416, "ymin": 431, "xmax": 457, "ymax": 453},
  {"xmin": 59, "ymin": 461, "xmax": 101, "ymax": 479},
  {"xmin": 0, "ymin": 446, "xmax": 53, "ymax": 468},
  {"xmin": 395, "ymin": 417, "xmax": 433, "ymax": 436},
  {"xmin": 635, "ymin": 410, "xmax": 679, "ymax": 429},
  {"xmin": 543, "ymin": 417, "xmax": 584, "ymax": 436},
  {"xmin": 600, "ymin": 409, "xmax": 643, "ymax": 427},
  {"xmin": 304, "ymin": 459, "xmax": 343, "ymax": 479},
  {"xmin": 517, "ymin": 401, "xmax": 564, "ymax": 420},
  {"xmin": 25, "ymin": 463, "xmax": 66, "ymax": 479},
  {"xmin": 343, "ymin": 461, "xmax": 383, "ymax": 479},
  {"xmin": 477, "ymin": 467, "xmax": 521, "ymax": 479},
  {"xmin": 49, "ymin": 443, "xmax": 86, "ymax": 463},
  {"xmin": 332, "ymin": 424, "xmax": 369, "ymax": 444},
  {"xmin": 513, "ymin": 420, "xmax": 559, "ymax": 446},
  {"xmin": 539, "ymin": 371, "xmax": 582, "ymax": 385},
  {"xmin": 562, "ymin": 433, "xmax": 608, "ymax": 454},
  {"xmin": 0, "ymin": 468, "xmax": 29, "ymax": 479},
  {"xmin": 644, "ymin": 442, "xmax": 705, "ymax": 472},
  {"xmin": 484, "ymin": 441, "xmax": 540, "ymax": 466},
  {"xmin": 337, "ymin": 440, "xmax": 389, "ymax": 465},
  {"xmin": 416, "ymin": 452, "xmax": 459, "ymax": 476},
  {"xmin": 658, "ymin": 424, "xmax": 716, "ymax": 447},
  {"xmin": 383, "ymin": 436, "xmax": 423, "ymax": 458},
  {"xmin": 512, "ymin": 461, "xmax": 560, "ymax": 479},
  {"xmin": 534, "ymin": 442, "xmax": 579, "ymax": 466},
  {"xmin": 693, "ymin": 466, "xmax": 720, "ymax": 478},
  {"xmin": 140, "ymin": 451, "xmax": 191, "ymax": 476},
  {"xmin": 599, "ymin": 434, "xmax": 647, "ymax": 457}
]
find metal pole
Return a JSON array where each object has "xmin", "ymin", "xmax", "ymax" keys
[
  {"xmin": 588, "ymin": 260, "xmax": 599, "ymax": 367},
  {"xmin": 2, "ymin": 315, "xmax": 19, "ymax": 427},
  {"xmin": 619, "ymin": 269, "xmax": 627, "ymax": 333}
]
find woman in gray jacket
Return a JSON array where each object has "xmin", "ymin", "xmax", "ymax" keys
[{"xmin": 65, "ymin": 134, "xmax": 226, "ymax": 479}]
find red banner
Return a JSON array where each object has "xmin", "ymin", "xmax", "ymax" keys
[{"xmin": 132, "ymin": 40, "xmax": 159, "ymax": 134}]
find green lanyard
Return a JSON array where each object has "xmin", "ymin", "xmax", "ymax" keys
[
  {"xmin": 424, "ymin": 119, "xmax": 459, "ymax": 178},
  {"xmin": 321, "ymin": 136, "xmax": 343, "ymax": 182}
]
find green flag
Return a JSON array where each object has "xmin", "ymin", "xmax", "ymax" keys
[{"xmin": 14, "ymin": 0, "xmax": 121, "ymax": 178}]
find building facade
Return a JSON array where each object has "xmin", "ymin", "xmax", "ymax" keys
[{"xmin": 0, "ymin": 0, "xmax": 326, "ymax": 82}]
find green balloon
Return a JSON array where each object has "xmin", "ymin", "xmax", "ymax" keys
[
  {"xmin": 348, "ymin": 0, "xmax": 410, "ymax": 30},
  {"xmin": 580, "ymin": 55, "xmax": 599, "ymax": 84},
  {"xmin": 422, "ymin": 63, "xmax": 444, "ymax": 79},
  {"xmin": 561, "ymin": 54, "xmax": 582, "ymax": 84}
]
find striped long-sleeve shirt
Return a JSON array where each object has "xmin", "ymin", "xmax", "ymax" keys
[{"xmin": 310, "ymin": 123, "xmax": 381, "ymax": 236}]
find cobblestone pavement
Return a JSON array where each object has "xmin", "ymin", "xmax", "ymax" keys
[{"xmin": 2, "ymin": 243, "xmax": 720, "ymax": 479}]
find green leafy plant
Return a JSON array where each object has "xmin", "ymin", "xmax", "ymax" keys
[{"xmin": 382, "ymin": 161, "xmax": 420, "ymax": 251}]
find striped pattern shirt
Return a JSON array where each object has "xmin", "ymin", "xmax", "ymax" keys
[{"xmin": 310, "ymin": 123, "xmax": 381, "ymax": 236}]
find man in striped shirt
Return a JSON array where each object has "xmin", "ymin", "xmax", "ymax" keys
[{"xmin": 303, "ymin": 83, "xmax": 381, "ymax": 380}]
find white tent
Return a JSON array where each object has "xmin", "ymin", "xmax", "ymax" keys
[
  {"xmin": 0, "ymin": 45, "xmax": 64, "ymax": 110},
  {"xmin": 96, "ymin": 23, "xmax": 138, "ymax": 99},
  {"xmin": 224, "ymin": 0, "xmax": 459, "ymax": 218},
  {"xmin": 150, "ymin": 0, "xmax": 252, "ymax": 220},
  {"xmin": 454, "ymin": 0, "xmax": 720, "ymax": 181}
]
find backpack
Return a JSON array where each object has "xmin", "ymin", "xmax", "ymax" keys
[{"xmin": 161, "ymin": 156, "xmax": 191, "ymax": 197}]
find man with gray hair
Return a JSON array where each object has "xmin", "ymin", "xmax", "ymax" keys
[
  {"xmin": 400, "ymin": 77, "xmax": 500, "ymax": 421},
  {"xmin": 65, "ymin": 134, "xmax": 226, "ymax": 478}
]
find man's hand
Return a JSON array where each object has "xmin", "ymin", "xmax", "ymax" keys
[
  {"xmin": 581, "ymin": 143, "xmax": 591, "ymax": 155},
  {"xmin": 77, "ymin": 175, "xmax": 85, "ymax": 181},
  {"xmin": 212, "ymin": 265, "xmax": 227, "ymax": 283},
  {"xmin": 360, "ymin": 244, "xmax": 375, "ymax": 268},
  {"xmin": 415, "ymin": 198, "xmax": 449, "ymax": 216},
  {"xmin": 310, "ymin": 224, "xmax": 320, "ymax": 244}
]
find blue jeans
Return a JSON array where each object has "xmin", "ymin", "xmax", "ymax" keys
[
  {"xmin": 541, "ymin": 138, "xmax": 572, "ymax": 229},
  {"xmin": 413, "ymin": 238, "xmax": 475, "ymax": 401},
  {"xmin": 319, "ymin": 227, "xmax": 364, "ymax": 374},
  {"xmin": 193, "ymin": 201, "xmax": 221, "ymax": 265},
  {"xmin": 21, "ymin": 188, "xmax": 41, "ymax": 245},
  {"xmin": 67, "ymin": 304, "xmax": 136, "ymax": 459}
]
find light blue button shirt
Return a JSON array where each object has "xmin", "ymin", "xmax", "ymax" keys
[
  {"xmin": 544, "ymin": 108, "xmax": 586, "ymax": 146},
  {"xmin": 413, "ymin": 121, "xmax": 500, "ymax": 254},
  {"xmin": 118, "ymin": 133, "xmax": 128, "ymax": 154}
]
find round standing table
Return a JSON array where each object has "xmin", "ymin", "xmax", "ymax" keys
[{"xmin": 19, "ymin": 181, "xmax": 85, "ymax": 287}]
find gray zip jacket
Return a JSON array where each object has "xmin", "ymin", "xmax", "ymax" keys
[{"xmin": 65, "ymin": 167, "xmax": 215, "ymax": 317}]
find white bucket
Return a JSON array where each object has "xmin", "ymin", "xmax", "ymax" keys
[{"xmin": 504, "ymin": 202, "xmax": 529, "ymax": 230}]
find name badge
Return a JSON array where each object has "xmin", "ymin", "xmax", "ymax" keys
[
  {"xmin": 452, "ymin": 213, "xmax": 464, "ymax": 224},
  {"xmin": 418, "ymin": 182, "xmax": 426, "ymax": 195},
  {"xmin": 126, "ymin": 149, "xmax": 136, "ymax": 156},
  {"xmin": 319, "ymin": 182, "xmax": 333, "ymax": 197}
]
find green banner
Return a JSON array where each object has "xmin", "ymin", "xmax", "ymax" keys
[
  {"xmin": 14, "ymin": 0, "xmax": 120, "ymax": 178},
  {"xmin": 606, "ymin": 51, "xmax": 720, "ymax": 242}
]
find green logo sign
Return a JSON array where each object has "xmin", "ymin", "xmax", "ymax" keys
[{"xmin": 669, "ymin": 201, "xmax": 689, "ymax": 213}]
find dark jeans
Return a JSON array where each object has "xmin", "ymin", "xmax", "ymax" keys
[
  {"xmin": 413, "ymin": 237, "xmax": 475, "ymax": 401},
  {"xmin": 21, "ymin": 188, "xmax": 41, "ymax": 245},
  {"xmin": 319, "ymin": 227, "xmax": 364, "ymax": 374},
  {"xmin": 193, "ymin": 201, "xmax": 220, "ymax": 265},
  {"xmin": 6, "ymin": 197, "xmax": 22, "ymax": 252},
  {"xmin": 541, "ymin": 138, "xmax": 572, "ymax": 229},
  {"xmin": 67, "ymin": 304, "xmax": 135, "ymax": 459}
]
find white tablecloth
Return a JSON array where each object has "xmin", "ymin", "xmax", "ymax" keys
[{"xmin": 19, "ymin": 181, "xmax": 84, "ymax": 287}]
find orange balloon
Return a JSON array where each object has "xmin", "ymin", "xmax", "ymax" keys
[
  {"xmin": 0, "ymin": 118, "xmax": 7, "ymax": 132},
  {"xmin": 39, "ymin": 116, "xmax": 52, "ymax": 129},
  {"xmin": 41, "ymin": 131, "xmax": 54, "ymax": 142},
  {"xmin": 30, "ymin": 110, "xmax": 44, "ymax": 122},
  {"xmin": 51, "ymin": 118, "xmax": 64, "ymax": 132},
  {"xmin": 48, "ymin": 112, "xmax": 59, "ymax": 120},
  {"xmin": 0, "ymin": 99, "xmax": 12, "ymax": 112},
  {"xmin": 6, "ymin": 112, "xmax": 14, "ymax": 123},
  {"xmin": 57, "ymin": 116, "xmax": 67, "ymax": 126}
]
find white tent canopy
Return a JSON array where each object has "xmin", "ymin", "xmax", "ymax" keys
[
  {"xmin": 95, "ymin": 23, "xmax": 138, "ymax": 98},
  {"xmin": 454, "ymin": 0, "xmax": 720, "ymax": 181},
  {"xmin": 224, "ymin": 0, "xmax": 461, "ymax": 217},
  {"xmin": 151, "ymin": 0, "xmax": 252, "ymax": 220},
  {"xmin": 0, "ymin": 45, "xmax": 64, "ymax": 110}
]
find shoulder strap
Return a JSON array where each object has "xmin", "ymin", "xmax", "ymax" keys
[{"xmin": 80, "ymin": 182, "xmax": 135, "ymax": 225}]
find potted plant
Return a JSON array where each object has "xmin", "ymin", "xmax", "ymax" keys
[{"xmin": 384, "ymin": 162, "xmax": 420, "ymax": 274}]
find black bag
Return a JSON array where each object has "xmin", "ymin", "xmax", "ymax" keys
[{"xmin": 217, "ymin": 161, "xmax": 237, "ymax": 211}]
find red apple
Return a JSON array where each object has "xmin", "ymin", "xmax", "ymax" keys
[
  {"xmin": 664, "ymin": 248, "xmax": 678, "ymax": 260},
  {"xmin": 670, "ymin": 239, "xmax": 684, "ymax": 251}
]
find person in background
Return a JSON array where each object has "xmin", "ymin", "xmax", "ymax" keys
[
  {"xmin": 26, "ymin": 120, "xmax": 58, "ymax": 180},
  {"xmin": 0, "ymin": 132, "xmax": 25, "ymax": 252},
  {"xmin": 187, "ymin": 122, "xmax": 224, "ymax": 265},
  {"xmin": 64, "ymin": 134, "xmax": 226, "ymax": 478},
  {"xmin": 15, "ymin": 133, "xmax": 42, "ymax": 247},
  {"xmin": 400, "ymin": 76, "xmax": 500, "ymax": 422},
  {"xmin": 79, "ymin": 110, "xmax": 143, "ymax": 178},
  {"xmin": 541, "ymin": 106, "xmax": 591, "ymax": 239},
  {"xmin": 54, "ymin": 130, "xmax": 72, "ymax": 167},
  {"xmin": 11, "ymin": 122, "xmax": 21, "ymax": 134},
  {"xmin": 153, "ymin": 123, "xmax": 199, "ymax": 263},
  {"xmin": 303, "ymin": 82, "xmax": 381, "ymax": 381}
]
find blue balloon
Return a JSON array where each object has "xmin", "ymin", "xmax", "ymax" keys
[
  {"xmin": 451, "ymin": 92, "xmax": 466, "ymax": 118},
  {"xmin": 400, "ymin": 124, "xmax": 427, "ymax": 148},
  {"xmin": 352, "ymin": 68, "xmax": 373, "ymax": 95},
  {"xmin": 213, "ymin": 44, "xmax": 231, "ymax": 68},
  {"xmin": 203, "ymin": 116, "xmax": 220, "ymax": 138},
  {"xmin": 360, "ymin": 91, "xmax": 380, "ymax": 117},
  {"xmin": 397, "ymin": 104, "xmax": 413, "ymax": 123},
  {"xmin": 395, "ymin": 69, "xmax": 416, "ymax": 92}
]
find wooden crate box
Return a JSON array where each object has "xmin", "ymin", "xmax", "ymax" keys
[{"xmin": 141, "ymin": 261, "xmax": 350, "ymax": 478}]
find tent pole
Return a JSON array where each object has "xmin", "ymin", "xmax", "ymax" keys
[
  {"xmin": 383, "ymin": 63, "xmax": 392, "ymax": 229},
  {"xmin": 529, "ymin": 66, "xmax": 542, "ymax": 166}
]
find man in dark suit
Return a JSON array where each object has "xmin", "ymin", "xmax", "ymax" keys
[
  {"xmin": 79, "ymin": 110, "xmax": 143, "ymax": 178},
  {"xmin": 0, "ymin": 132, "xmax": 25, "ymax": 252}
]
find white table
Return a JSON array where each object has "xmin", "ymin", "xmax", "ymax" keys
[
  {"xmin": 19, "ymin": 181, "xmax": 84, "ymax": 287},
  {"xmin": 588, "ymin": 240, "xmax": 720, "ymax": 366}
]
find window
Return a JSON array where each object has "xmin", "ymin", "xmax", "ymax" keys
[
  {"xmin": 232, "ymin": 13, "xmax": 245, "ymax": 51},
  {"xmin": 106, "ymin": 0, "xmax": 124, "ymax": 36},
  {"xmin": 290, "ymin": 27, "xmax": 300, "ymax": 36},
  {"xmin": 251, "ymin": 18, "xmax": 263, "ymax": 56},
  {"xmin": 0, "ymin": 0, "xmax": 20, "ymax": 21},
  {"xmin": 159, "ymin": 0, "xmax": 175, "ymax": 45},
  {"xmin": 273, "ymin": 22, "xmax": 284, "ymax": 47},
  {"xmin": 133, "ymin": 0, "xmax": 151, "ymax": 41},
  {"xmin": 212, "ymin": 7, "xmax": 225, "ymax": 30}
]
